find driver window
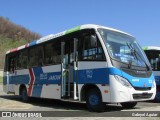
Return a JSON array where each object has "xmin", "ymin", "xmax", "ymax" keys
[{"xmin": 79, "ymin": 34, "xmax": 105, "ymax": 61}]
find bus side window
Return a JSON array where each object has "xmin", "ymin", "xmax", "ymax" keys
[
  {"xmin": 8, "ymin": 56, "xmax": 16, "ymax": 73},
  {"xmin": 17, "ymin": 50, "xmax": 28, "ymax": 69},
  {"xmin": 29, "ymin": 45, "xmax": 43, "ymax": 67},
  {"xmin": 10, "ymin": 59, "xmax": 15, "ymax": 73},
  {"xmin": 44, "ymin": 40, "xmax": 61, "ymax": 65}
]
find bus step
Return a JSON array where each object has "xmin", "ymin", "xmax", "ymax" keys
[{"xmin": 62, "ymin": 98, "xmax": 79, "ymax": 102}]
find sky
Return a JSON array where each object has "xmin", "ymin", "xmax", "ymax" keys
[{"xmin": 0, "ymin": 0, "xmax": 160, "ymax": 47}]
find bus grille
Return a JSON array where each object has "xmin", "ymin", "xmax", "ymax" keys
[
  {"xmin": 133, "ymin": 93, "xmax": 153, "ymax": 99},
  {"xmin": 134, "ymin": 87, "xmax": 151, "ymax": 91}
]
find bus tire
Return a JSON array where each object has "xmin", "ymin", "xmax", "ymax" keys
[
  {"xmin": 86, "ymin": 88, "xmax": 106, "ymax": 112},
  {"xmin": 21, "ymin": 87, "xmax": 29, "ymax": 102},
  {"xmin": 121, "ymin": 102, "xmax": 137, "ymax": 109}
]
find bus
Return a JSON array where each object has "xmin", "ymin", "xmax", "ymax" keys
[
  {"xmin": 3, "ymin": 24, "xmax": 156, "ymax": 112},
  {"xmin": 143, "ymin": 46, "xmax": 160, "ymax": 101}
]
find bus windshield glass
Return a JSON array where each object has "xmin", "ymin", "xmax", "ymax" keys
[{"xmin": 98, "ymin": 28, "xmax": 148, "ymax": 67}]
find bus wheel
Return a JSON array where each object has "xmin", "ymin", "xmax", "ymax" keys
[
  {"xmin": 121, "ymin": 102, "xmax": 137, "ymax": 109},
  {"xmin": 86, "ymin": 89, "xmax": 106, "ymax": 112},
  {"xmin": 21, "ymin": 87, "xmax": 29, "ymax": 102}
]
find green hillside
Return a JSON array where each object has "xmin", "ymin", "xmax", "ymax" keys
[
  {"xmin": 0, "ymin": 35, "xmax": 28, "ymax": 52},
  {"xmin": 0, "ymin": 16, "xmax": 41, "ymax": 69}
]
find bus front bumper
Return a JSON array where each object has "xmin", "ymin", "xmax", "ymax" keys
[{"xmin": 106, "ymin": 75, "xmax": 156, "ymax": 103}]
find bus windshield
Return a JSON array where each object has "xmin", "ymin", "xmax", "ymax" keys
[{"xmin": 98, "ymin": 28, "xmax": 148, "ymax": 68}]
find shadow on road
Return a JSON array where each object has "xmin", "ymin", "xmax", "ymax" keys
[{"xmin": 0, "ymin": 95, "xmax": 142, "ymax": 112}]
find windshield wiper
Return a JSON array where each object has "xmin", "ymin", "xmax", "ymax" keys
[
  {"xmin": 127, "ymin": 43, "xmax": 150, "ymax": 70},
  {"xmin": 126, "ymin": 43, "xmax": 136, "ymax": 69},
  {"xmin": 128, "ymin": 60, "xmax": 132, "ymax": 69}
]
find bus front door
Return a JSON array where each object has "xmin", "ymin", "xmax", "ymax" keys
[{"xmin": 61, "ymin": 39, "xmax": 78, "ymax": 100}]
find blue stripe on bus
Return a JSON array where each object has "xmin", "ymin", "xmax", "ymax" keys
[
  {"xmin": 108, "ymin": 67, "xmax": 154, "ymax": 87},
  {"xmin": 29, "ymin": 40, "xmax": 37, "ymax": 47},
  {"xmin": 31, "ymin": 67, "xmax": 61, "ymax": 97},
  {"xmin": 4, "ymin": 67, "xmax": 154, "ymax": 89},
  {"xmin": 78, "ymin": 68, "xmax": 109, "ymax": 84},
  {"xmin": 155, "ymin": 76, "xmax": 160, "ymax": 85},
  {"xmin": 9, "ymin": 75, "xmax": 29, "ymax": 84},
  {"xmin": 121, "ymin": 70, "xmax": 154, "ymax": 87},
  {"xmin": 78, "ymin": 67, "xmax": 154, "ymax": 87},
  {"xmin": 31, "ymin": 67, "xmax": 43, "ymax": 97},
  {"xmin": 5, "ymin": 72, "xmax": 62, "ymax": 85}
]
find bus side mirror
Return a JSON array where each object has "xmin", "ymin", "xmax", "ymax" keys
[{"xmin": 90, "ymin": 35, "xmax": 97, "ymax": 48}]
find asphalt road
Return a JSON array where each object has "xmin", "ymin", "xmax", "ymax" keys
[{"xmin": 0, "ymin": 84, "xmax": 160, "ymax": 120}]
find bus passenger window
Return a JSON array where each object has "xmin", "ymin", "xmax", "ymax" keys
[
  {"xmin": 17, "ymin": 50, "xmax": 28, "ymax": 69},
  {"xmin": 44, "ymin": 41, "xmax": 61, "ymax": 65},
  {"xmin": 29, "ymin": 46, "xmax": 43, "ymax": 67},
  {"xmin": 8, "ymin": 56, "xmax": 16, "ymax": 73},
  {"xmin": 11, "ymin": 59, "xmax": 15, "ymax": 73}
]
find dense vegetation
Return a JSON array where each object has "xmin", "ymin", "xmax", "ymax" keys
[
  {"xmin": 0, "ymin": 16, "xmax": 41, "ymax": 69},
  {"xmin": 0, "ymin": 16, "xmax": 41, "ymax": 41}
]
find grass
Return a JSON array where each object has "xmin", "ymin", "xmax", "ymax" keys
[
  {"xmin": 0, "ymin": 76, "xmax": 3, "ymax": 84},
  {"xmin": 0, "ymin": 35, "xmax": 28, "ymax": 52}
]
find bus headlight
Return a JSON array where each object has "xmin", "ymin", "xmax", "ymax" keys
[{"xmin": 114, "ymin": 75, "xmax": 132, "ymax": 88}]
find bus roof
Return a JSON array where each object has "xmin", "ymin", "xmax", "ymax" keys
[
  {"xmin": 143, "ymin": 46, "xmax": 160, "ymax": 51},
  {"xmin": 6, "ymin": 24, "xmax": 133, "ymax": 54}
]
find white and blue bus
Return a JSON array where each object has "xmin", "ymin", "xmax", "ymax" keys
[
  {"xmin": 143, "ymin": 46, "xmax": 160, "ymax": 101},
  {"xmin": 3, "ymin": 24, "xmax": 156, "ymax": 112}
]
